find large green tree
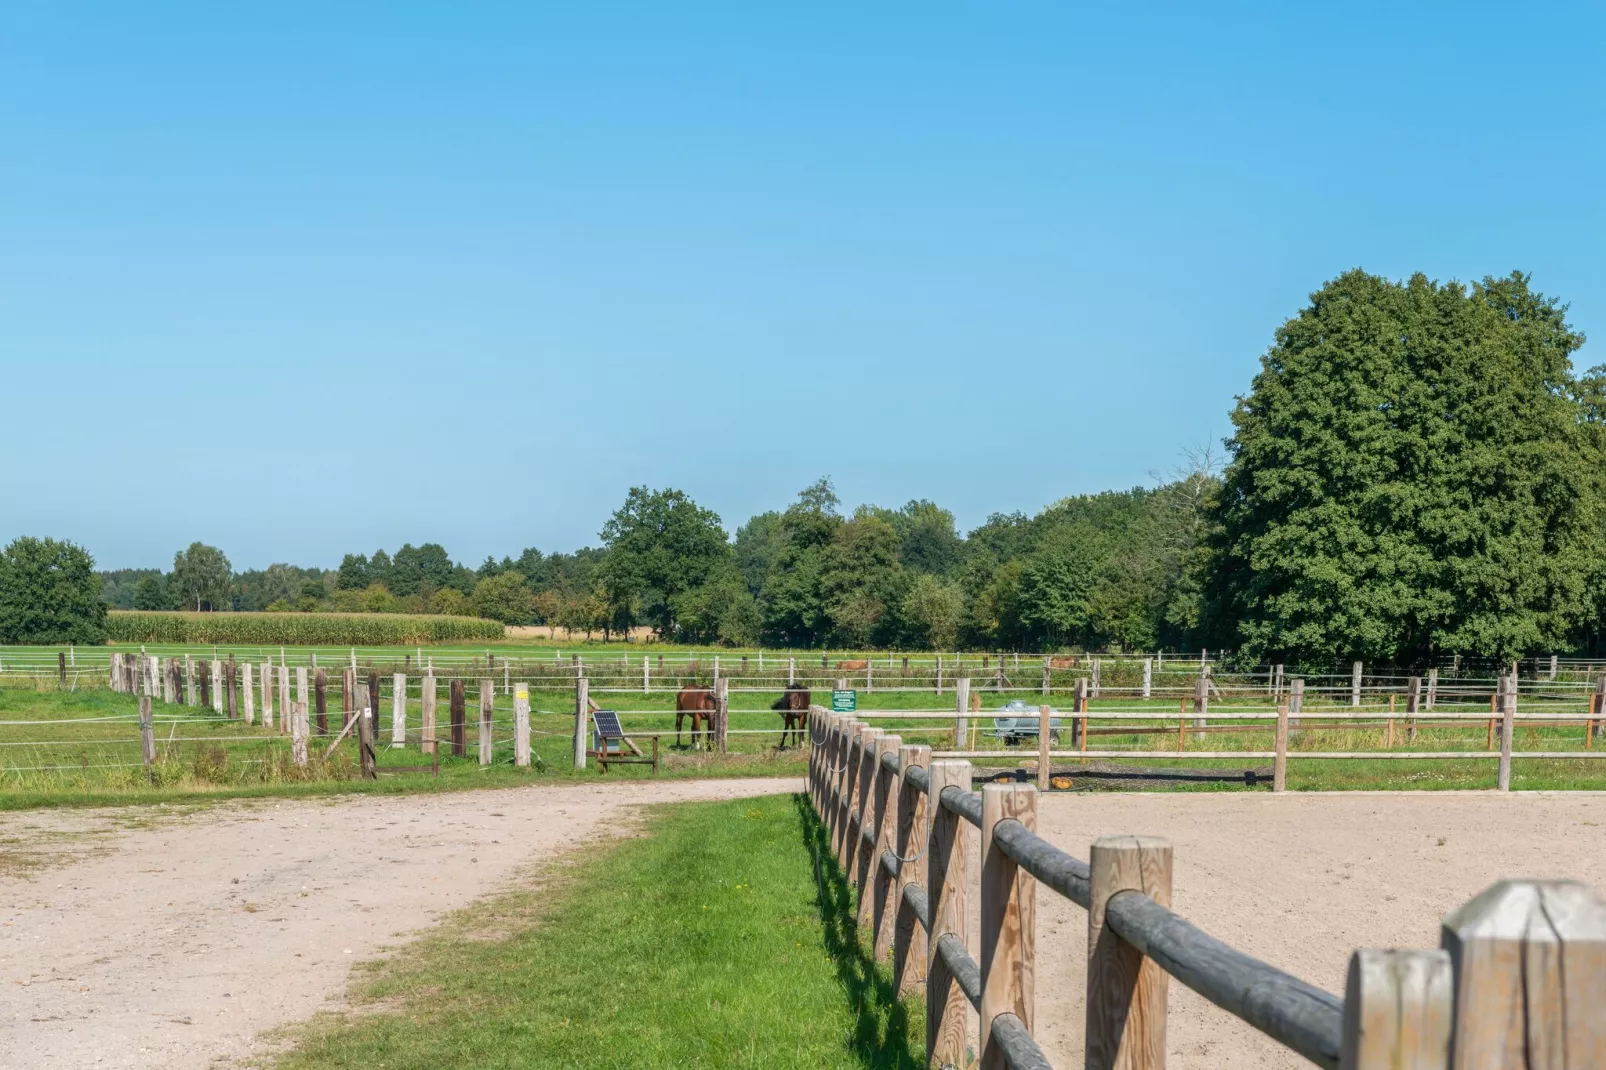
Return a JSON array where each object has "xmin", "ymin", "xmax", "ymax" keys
[
  {"xmin": 471, "ymin": 570, "xmax": 536, "ymax": 624},
  {"xmin": 1203, "ymin": 270, "xmax": 1599, "ymax": 664},
  {"xmin": 599, "ymin": 487, "xmax": 730, "ymax": 637},
  {"xmin": 759, "ymin": 479, "xmax": 843, "ymax": 646},
  {"xmin": 171, "ymin": 542, "xmax": 233, "ymax": 611},
  {"xmin": 0, "ymin": 537, "xmax": 108, "ymax": 643}
]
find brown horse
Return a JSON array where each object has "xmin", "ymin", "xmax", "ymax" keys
[
  {"xmin": 676, "ymin": 684, "xmax": 715, "ymax": 750},
  {"xmin": 770, "ymin": 683, "xmax": 811, "ymax": 749}
]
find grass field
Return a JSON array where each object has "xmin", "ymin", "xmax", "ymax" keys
[
  {"xmin": 4, "ymin": 667, "xmax": 1604, "ymax": 810},
  {"xmin": 270, "ymin": 792, "xmax": 920, "ymax": 1070}
]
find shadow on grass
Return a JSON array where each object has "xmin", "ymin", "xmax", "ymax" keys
[{"xmin": 792, "ymin": 794, "xmax": 924, "ymax": 1070}]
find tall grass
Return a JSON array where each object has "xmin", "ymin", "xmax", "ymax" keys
[{"xmin": 106, "ymin": 611, "xmax": 504, "ymax": 646}]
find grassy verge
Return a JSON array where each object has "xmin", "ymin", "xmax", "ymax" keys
[{"xmin": 270, "ymin": 793, "xmax": 920, "ymax": 1069}]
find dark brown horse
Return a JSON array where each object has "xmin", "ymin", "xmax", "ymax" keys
[
  {"xmin": 676, "ymin": 684, "xmax": 715, "ymax": 750},
  {"xmin": 771, "ymin": 683, "xmax": 811, "ymax": 749}
]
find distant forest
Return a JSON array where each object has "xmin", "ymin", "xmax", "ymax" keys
[{"xmin": 94, "ymin": 271, "xmax": 1606, "ymax": 664}]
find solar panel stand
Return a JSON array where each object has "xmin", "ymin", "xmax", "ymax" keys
[{"xmin": 587, "ymin": 710, "xmax": 660, "ymax": 774}]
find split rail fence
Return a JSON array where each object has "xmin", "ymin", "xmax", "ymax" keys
[{"xmin": 807, "ymin": 705, "xmax": 1606, "ymax": 1068}]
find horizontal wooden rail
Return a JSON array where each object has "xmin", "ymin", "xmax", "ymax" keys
[
  {"xmin": 1105, "ymin": 889, "xmax": 1344, "ymax": 1067},
  {"xmin": 807, "ymin": 704, "xmax": 1606, "ymax": 1070}
]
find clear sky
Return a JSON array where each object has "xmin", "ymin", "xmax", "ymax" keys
[{"xmin": 4, "ymin": 2, "xmax": 1603, "ymax": 571}]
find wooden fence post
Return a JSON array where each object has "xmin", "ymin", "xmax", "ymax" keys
[
  {"xmin": 834, "ymin": 722, "xmax": 861, "ymax": 866},
  {"xmin": 291, "ymin": 700, "xmax": 308, "ymax": 767},
  {"xmin": 1192, "ymin": 671, "xmax": 1208, "ymax": 739},
  {"xmin": 1426, "ymin": 667, "xmax": 1438, "ymax": 711},
  {"xmin": 1290, "ymin": 676, "xmax": 1304, "ymax": 731},
  {"xmin": 955, "ymin": 677, "xmax": 971, "ymax": 749},
  {"xmin": 1038, "ymin": 704, "xmax": 1052, "ymax": 789},
  {"xmin": 1586, "ymin": 674, "xmax": 1599, "ymax": 742},
  {"xmin": 1142, "ymin": 657, "xmax": 1152, "ymax": 699},
  {"xmin": 1440, "ymin": 879, "xmax": 1606, "ymax": 1065},
  {"xmin": 58, "ymin": 651, "xmax": 66, "ymax": 687},
  {"xmin": 980, "ymin": 783, "xmax": 1036, "ymax": 1070},
  {"xmin": 449, "ymin": 679, "xmax": 466, "ymax": 757},
  {"xmin": 241, "ymin": 662, "xmax": 255, "ymax": 725},
  {"xmin": 257, "ymin": 661, "xmax": 269, "ymax": 728},
  {"xmin": 1042, "ymin": 656, "xmax": 1051, "ymax": 696},
  {"xmin": 1338, "ymin": 949, "xmax": 1451, "ymax": 1070},
  {"xmin": 421, "ymin": 675, "xmax": 437, "ymax": 755},
  {"xmin": 715, "ymin": 676, "xmax": 729, "ymax": 755},
  {"xmin": 296, "ymin": 666, "xmax": 309, "ymax": 731},
  {"xmin": 210, "ymin": 659, "xmax": 223, "ymax": 713},
  {"xmin": 1406, "ymin": 676, "xmax": 1421, "ymax": 743},
  {"xmin": 927, "ymin": 759, "xmax": 975, "ymax": 1070},
  {"xmin": 139, "ymin": 694, "xmax": 155, "ymax": 769},
  {"xmin": 871, "ymin": 733, "xmax": 903, "ymax": 959},
  {"xmin": 479, "ymin": 678, "xmax": 493, "ymax": 766},
  {"xmin": 391, "ymin": 672, "xmax": 407, "ymax": 747},
  {"xmin": 358, "ymin": 696, "xmax": 377, "ymax": 779},
  {"xmin": 514, "ymin": 684, "xmax": 531, "ymax": 767},
  {"xmin": 894, "ymin": 742, "xmax": 931, "ymax": 998},
  {"xmin": 851, "ymin": 728, "xmax": 884, "ymax": 906},
  {"xmin": 573, "ymin": 675, "xmax": 589, "ymax": 769},
  {"xmin": 185, "ymin": 656, "xmax": 197, "ymax": 706},
  {"xmin": 643, "ymin": 655, "xmax": 650, "ymax": 695},
  {"xmin": 167, "ymin": 658, "xmax": 180, "ymax": 706},
  {"xmin": 314, "ymin": 669, "xmax": 328, "ymax": 735},
  {"xmin": 1091, "ymin": 657, "xmax": 1101, "ymax": 700},
  {"xmin": 1086, "ymin": 834, "xmax": 1173, "ymax": 1070},
  {"xmin": 278, "ymin": 663, "xmax": 291, "ymax": 731},
  {"xmin": 1497, "ymin": 672, "xmax": 1516, "ymax": 792},
  {"xmin": 1352, "ymin": 660, "xmax": 1363, "ymax": 707},
  {"xmin": 226, "ymin": 655, "xmax": 237, "ymax": 719},
  {"xmin": 1075, "ymin": 677, "xmax": 1090, "ymax": 749},
  {"xmin": 1274, "ymin": 701, "xmax": 1289, "ymax": 793},
  {"xmin": 109, "ymin": 653, "xmax": 120, "ymax": 692}
]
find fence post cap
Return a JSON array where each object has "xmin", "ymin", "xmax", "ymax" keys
[
  {"xmin": 1091, "ymin": 833, "xmax": 1172, "ymax": 852},
  {"xmin": 1442, "ymin": 879, "xmax": 1606, "ymax": 944}
]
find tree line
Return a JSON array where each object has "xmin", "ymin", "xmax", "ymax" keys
[{"xmin": 14, "ymin": 269, "xmax": 1606, "ymax": 666}]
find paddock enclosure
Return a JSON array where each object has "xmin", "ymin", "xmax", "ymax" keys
[
  {"xmin": 809, "ymin": 705, "xmax": 1606, "ymax": 1068},
  {"xmin": 6, "ymin": 646, "xmax": 1606, "ymax": 792}
]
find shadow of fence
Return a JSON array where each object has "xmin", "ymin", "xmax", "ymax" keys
[{"xmin": 792, "ymin": 793, "xmax": 924, "ymax": 1070}]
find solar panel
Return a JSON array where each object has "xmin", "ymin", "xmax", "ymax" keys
[{"xmin": 592, "ymin": 709, "xmax": 624, "ymax": 739}]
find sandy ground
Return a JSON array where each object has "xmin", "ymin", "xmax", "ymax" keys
[
  {"xmin": 4, "ymin": 786, "xmax": 1603, "ymax": 1069},
  {"xmin": 0, "ymin": 778, "xmax": 803, "ymax": 1070},
  {"xmin": 1026, "ymin": 791, "xmax": 1606, "ymax": 1068}
]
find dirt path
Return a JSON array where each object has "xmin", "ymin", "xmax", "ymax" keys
[
  {"xmin": 0, "ymin": 778, "xmax": 803, "ymax": 1070},
  {"xmin": 1027, "ymin": 791, "xmax": 1606, "ymax": 1067}
]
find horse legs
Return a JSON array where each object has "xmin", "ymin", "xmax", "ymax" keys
[{"xmin": 675, "ymin": 710, "xmax": 684, "ymax": 748}]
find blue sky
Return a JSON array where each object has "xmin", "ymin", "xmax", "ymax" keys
[{"xmin": 4, "ymin": 2, "xmax": 1603, "ymax": 571}]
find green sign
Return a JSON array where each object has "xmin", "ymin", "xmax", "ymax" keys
[{"xmin": 831, "ymin": 689, "xmax": 857, "ymax": 713}]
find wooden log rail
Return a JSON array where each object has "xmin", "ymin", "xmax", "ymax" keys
[{"xmin": 806, "ymin": 704, "xmax": 1606, "ymax": 1070}]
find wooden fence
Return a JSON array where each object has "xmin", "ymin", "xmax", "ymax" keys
[
  {"xmin": 103, "ymin": 652, "xmax": 531, "ymax": 776},
  {"xmin": 807, "ymin": 705, "xmax": 1606, "ymax": 1068}
]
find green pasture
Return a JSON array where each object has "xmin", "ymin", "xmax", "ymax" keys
[
  {"xmin": 271, "ymin": 792, "xmax": 919, "ymax": 1070},
  {"xmin": 4, "ymin": 667, "xmax": 1604, "ymax": 808}
]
